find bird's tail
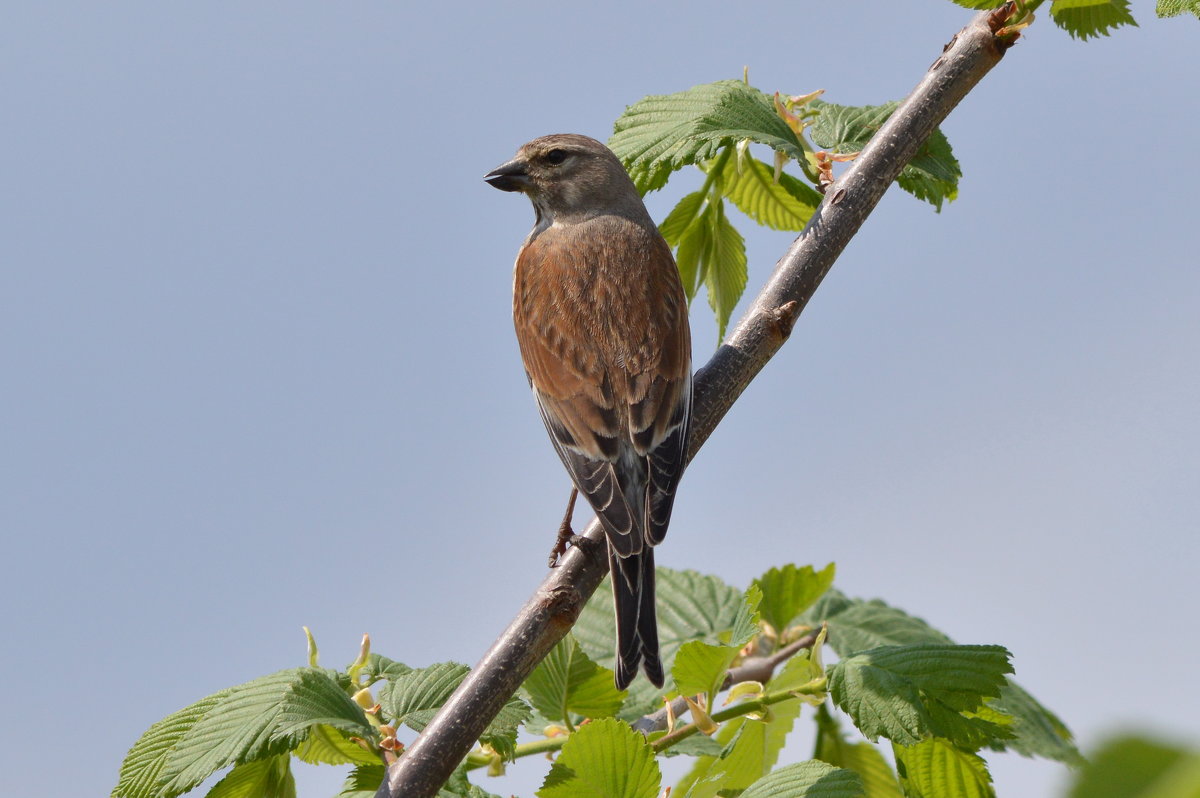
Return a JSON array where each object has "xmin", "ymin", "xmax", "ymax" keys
[{"xmin": 610, "ymin": 544, "xmax": 663, "ymax": 690}]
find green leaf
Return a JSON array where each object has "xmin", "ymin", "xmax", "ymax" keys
[
  {"xmin": 155, "ymin": 668, "xmax": 356, "ymax": 798},
  {"xmin": 893, "ymin": 738, "xmax": 995, "ymax": 798},
  {"xmin": 1157, "ymin": 0, "xmax": 1200, "ymax": 20},
  {"xmin": 659, "ymin": 733, "xmax": 725, "ymax": 758},
  {"xmin": 704, "ymin": 198, "xmax": 748, "ymax": 341},
  {"xmin": 720, "ymin": 155, "xmax": 821, "ymax": 231},
  {"xmin": 827, "ymin": 645, "xmax": 1012, "ymax": 747},
  {"xmin": 378, "ymin": 661, "xmax": 529, "ymax": 759},
  {"xmin": 292, "ymin": 724, "xmax": 379, "ymax": 766},
  {"xmin": 538, "ymin": 717, "xmax": 661, "ymax": 798},
  {"xmin": 741, "ymin": 760, "xmax": 866, "ymax": 798},
  {"xmin": 1067, "ymin": 735, "xmax": 1200, "ymax": 798},
  {"xmin": 659, "ymin": 190, "xmax": 707, "ymax": 246},
  {"xmin": 1050, "ymin": 0, "xmax": 1138, "ymax": 39},
  {"xmin": 753, "ymin": 563, "xmax": 836, "ymax": 634},
  {"xmin": 609, "ymin": 80, "xmax": 806, "ymax": 194},
  {"xmin": 524, "ymin": 634, "xmax": 626, "ymax": 723},
  {"xmin": 675, "ymin": 653, "xmax": 819, "ymax": 797},
  {"xmin": 355, "ymin": 653, "xmax": 412, "ymax": 685},
  {"xmin": 986, "ymin": 682, "xmax": 1082, "ymax": 765},
  {"xmin": 379, "ymin": 661, "xmax": 469, "ymax": 731},
  {"xmin": 672, "ymin": 639, "xmax": 741, "ymax": 703},
  {"xmin": 274, "ymin": 668, "xmax": 375, "ymax": 738},
  {"xmin": 206, "ymin": 755, "xmax": 296, "ymax": 798},
  {"xmin": 807, "ymin": 101, "xmax": 960, "ymax": 211},
  {"xmin": 814, "ymin": 706, "xmax": 903, "ymax": 798},
  {"xmin": 339, "ymin": 764, "xmax": 384, "ymax": 798},
  {"xmin": 113, "ymin": 689, "xmax": 231, "ymax": 798},
  {"xmin": 439, "ymin": 764, "xmax": 506, "ymax": 798},
  {"xmin": 804, "ymin": 592, "xmax": 953, "ymax": 657},
  {"xmin": 809, "ymin": 594, "xmax": 1079, "ymax": 762},
  {"xmin": 481, "ymin": 695, "xmax": 534, "ymax": 760}
]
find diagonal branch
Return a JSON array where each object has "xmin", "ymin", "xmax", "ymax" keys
[{"xmin": 377, "ymin": 7, "xmax": 1016, "ymax": 797}]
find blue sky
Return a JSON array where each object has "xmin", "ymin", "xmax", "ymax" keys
[{"xmin": 3, "ymin": 2, "xmax": 1197, "ymax": 796}]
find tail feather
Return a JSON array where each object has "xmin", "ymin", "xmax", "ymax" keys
[{"xmin": 610, "ymin": 545, "xmax": 663, "ymax": 690}]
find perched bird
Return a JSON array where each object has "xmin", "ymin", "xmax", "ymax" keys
[{"xmin": 485, "ymin": 134, "xmax": 692, "ymax": 689}]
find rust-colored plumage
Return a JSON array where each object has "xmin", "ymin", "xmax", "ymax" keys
[{"xmin": 486, "ymin": 134, "xmax": 692, "ymax": 688}]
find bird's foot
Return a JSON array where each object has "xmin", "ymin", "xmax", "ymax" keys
[{"xmin": 548, "ymin": 524, "xmax": 600, "ymax": 567}]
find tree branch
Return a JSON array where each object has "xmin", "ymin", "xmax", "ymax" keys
[{"xmin": 377, "ymin": 8, "xmax": 1015, "ymax": 796}]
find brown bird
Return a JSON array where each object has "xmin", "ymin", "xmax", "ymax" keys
[{"xmin": 485, "ymin": 134, "xmax": 692, "ymax": 689}]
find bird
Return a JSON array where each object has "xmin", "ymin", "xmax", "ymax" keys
[{"xmin": 484, "ymin": 134, "xmax": 692, "ymax": 690}]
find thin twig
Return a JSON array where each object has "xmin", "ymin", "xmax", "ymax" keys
[{"xmin": 377, "ymin": 8, "xmax": 1015, "ymax": 796}]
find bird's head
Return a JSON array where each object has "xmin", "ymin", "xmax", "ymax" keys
[{"xmin": 484, "ymin": 134, "xmax": 644, "ymax": 226}]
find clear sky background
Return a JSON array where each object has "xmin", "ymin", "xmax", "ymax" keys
[{"xmin": 3, "ymin": 2, "xmax": 1197, "ymax": 797}]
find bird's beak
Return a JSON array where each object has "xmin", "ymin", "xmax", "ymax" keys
[{"xmin": 484, "ymin": 158, "xmax": 530, "ymax": 192}]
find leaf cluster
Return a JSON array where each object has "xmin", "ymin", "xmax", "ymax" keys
[
  {"xmin": 607, "ymin": 79, "xmax": 959, "ymax": 341},
  {"xmin": 114, "ymin": 563, "xmax": 1082, "ymax": 798}
]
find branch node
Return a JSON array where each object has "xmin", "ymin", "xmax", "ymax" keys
[{"xmin": 768, "ymin": 300, "xmax": 801, "ymax": 342}]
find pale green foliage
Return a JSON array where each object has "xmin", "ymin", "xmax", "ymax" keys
[
  {"xmin": 754, "ymin": 562, "xmax": 836, "ymax": 633},
  {"xmin": 538, "ymin": 718, "xmax": 661, "ymax": 798},
  {"xmin": 894, "ymin": 738, "xmax": 996, "ymax": 798},
  {"xmin": 1050, "ymin": 0, "xmax": 1138, "ymax": 39},
  {"xmin": 1066, "ymin": 736, "xmax": 1200, "ymax": 798},
  {"xmin": 1157, "ymin": 0, "xmax": 1200, "ymax": 19},
  {"xmin": 114, "ymin": 566, "xmax": 1081, "ymax": 798},
  {"xmin": 609, "ymin": 80, "xmax": 958, "ymax": 341},
  {"xmin": 741, "ymin": 761, "xmax": 866, "ymax": 798},
  {"xmin": 523, "ymin": 633, "xmax": 626, "ymax": 723},
  {"xmin": 676, "ymin": 653, "xmax": 825, "ymax": 797},
  {"xmin": 206, "ymin": 755, "xmax": 295, "ymax": 798},
  {"xmin": 945, "ymin": 0, "xmax": 1142, "ymax": 38}
]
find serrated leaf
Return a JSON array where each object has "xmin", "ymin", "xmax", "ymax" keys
[
  {"xmin": 720, "ymin": 155, "xmax": 821, "ymax": 231},
  {"xmin": 987, "ymin": 682, "xmax": 1082, "ymax": 764},
  {"xmin": 609, "ymin": 80, "xmax": 806, "ymax": 194},
  {"xmin": 355, "ymin": 653, "xmax": 412, "ymax": 684},
  {"xmin": 292, "ymin": 724, "xmax": 379, "ymax": 766},
  {"xmin": 113, "ymin": 689, "xmax": 231, "ymax": 798},
  {"xmin": 207, "ymin": 755, "xmax": 296, "ymax": 798},
  {"xmin": 893, "ymin": 738, "xmax": 995, "ymax": 798},
  {"xmin": 807, "ymin": 101, "xmax": 960, "ymax": 211},
  {"xmin": 815, "ymin": 706, "xmax": 903, "ymax": 798},
  {"xmin": 439, "ymin": 764, "xmax": 506, "ymax": 798},
  {"xmin": 339, "ymin": 764, "xmax": 384, "ymax": 798},
  {"xmin": 705, "ymin": 199, "xmax": 747, "ymax": 341},
  {"xmin": 378, "ymin": 661, "xmax": 529, "ymax": 759},
  {"xmin": 275, "ymin": 668, "xmax": 374, "ymax": 738},
  {"xmin": 660, "ymin": 733, "xmax": 725, "ymax": 758},
  {"xmin": 481, "ymin": 695, "xmax": 533, "ymax": 760},
  {"xmin": 947, "ymin": 0, "xmax": 1008, "ymax": 8},
  {"xmin": 1051, "ymin": 0, "xmax": 1138, "ymax": 39},
  {"xmin": 1067, "ymin": 736, "xmax": 1200, "ymax": 798},
  {"xmin": 538, "ymin": 717, "xmax": 661, "ymax": 798},
  {"xmin": 828, "ymin": 645, "xmax": 1012, "ymax": 747},
  {"xmin": 675, "ymin": 654, "xmax": 818, "ymax": 797},
  {"xmin": 524, "ymin": 634, "xmax": 626, "ymax": 723},
  {"xmin": 754, "ymin": 563, "xmax": 836, "ymax": 634},
  {"xmin": 804, "ymin": 592, "xmax": 953, "ymax": 657},
  {"xmin": 379, "ymin": 662, "xmax": 469, "ymax": 731},
  {"xmin": 673, "ymin": 639, "xmax": 741, "ymax": 703},
  {"xmin": 156, "ymin": 668, "xmax": 337, "ymax": 797},
  {"xmin": 659, "ymin": 190, "xmax": 707, "ymax": 246},
  {"xmin": 742, "ymin": 760, "xmax": 865, "ymax": 798},
  {"xmin": 1157, "ymin": 0, "xmax": 1200, "ymax": 19}
]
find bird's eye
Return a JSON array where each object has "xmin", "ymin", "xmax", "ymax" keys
[{"xmin": 545, "ymin": 149, "xmax": 568, "ymax": 165}]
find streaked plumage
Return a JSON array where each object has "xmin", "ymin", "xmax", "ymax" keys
[{"xmin": 485, "ymin": 134, "xmax": 692, "ymax": 689}]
